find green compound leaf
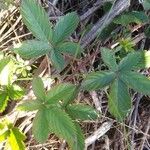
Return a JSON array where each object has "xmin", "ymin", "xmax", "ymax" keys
[
  {"xmin": 45, "ymin": 107, "xmax": 77, "ymax": 149},
  {"xmin": 0, "ymin": 92, "xmax": 9, "ymax": 113},
  {"xmin": 46, "ymin": 83, "xmax": 77, "ymax": 105},
  {"xmin": 57, "ymin": 42, "xmax": 82, "ymax": 58},
  {"xmin": 32, "ymin": 110, "xmax": 49, "ymax": 143},
  {"xmin": 13, "ymin": 40, "xmax": 52, "ymax": 59},
  {"xmin": 32, "ymin": 77, "xmax": 46, "ymax": 102},
  {"xmin": 53, "ymin": 12, "xmax": 79, "ymax": 44},
  {"xmin": 18, "ymin": 100, "xmax": 41, "ymax": 111},
  {"xmin": 120, "ymin": 72, "xmax": 150, "ymax": 95},
  {"xmin": 8, "ymin": 127, "xmax": 26, "ymax": 150},
  {"xmin": 66, "ymin": 104, "xmax": 99, "ymax": 120},
  {"xmin": 82, "ymin": 71, "xmax": 116, "ymax": 91},
  {"xmin": 101, "ymin": 48, "xmax": 118, "ymax": 71},
  {"xmin": 50, "ymin": 49, "xmax": 66, "ymax": 71},
  {"xmin": 108, "ymin": 79, "xmax": 131, "ymax": 121},
  {"xmin": 21, "ymin": 0, "xmax": 53, "ymax": 42}
]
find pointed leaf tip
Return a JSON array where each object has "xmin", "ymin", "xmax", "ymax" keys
[
  {"xmin": 108, "ymin": 79, "xmax": 131, "ymax": 121},
  {"xmin": 82, "ymin": 71, "xmax": 116, "ymax": 91},
  {"xmin": 32, "ymin": 77, "xmax": 45, "ymax": 102},
  {"xmin": 53, "ymin": 12, "xmax": 79, "ymax": 44},
  {"xmin": 101, "ymin": 48, "xmax": 117, "ymax": 71},
  {"xmin": 21, "ymin": 0, "xmax": 53, "ymax": 42}
]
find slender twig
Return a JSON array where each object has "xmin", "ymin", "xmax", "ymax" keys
[
  {"xmin": 80, "ymin": 0, "xmax": 130, "ymax": 48},
  {"xmin": 80, "ymin": 0, "xmax": 114, "ymax": 21},
  {"xmin": 85, "ymin": 121, "xmax": 113, "ymax": 148},
  {"xmin": 139, "ymin": 117, "xmax": 150, "ymax": 150}
]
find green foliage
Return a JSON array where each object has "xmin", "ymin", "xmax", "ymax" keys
[
  {"xmin": 13, "ymin": 0, "xmax": 82, "ymax": 71},
  {"xmin": 82, "ymin": 48, "xmax": 150, "ymax": 121},
  {"xmin": 0, "ymin": 122, "xmax": 25, "ymax": 150},
  {"xmin": 0, "ymin": 56, "xmax": 25, "ymax": 112},
  {"xmin": 32, "ymin": 109, "xmax": 49, "ymax": 143},
  {"xmin": 0, "ymin": 92, "xmax": 8, "ymax": 112},
  {"xmin": 53, "ymin": 12, "xmax": 79, "ymax": 44},
  {"xmin": 18, "ymin": 77, "xmax": 99, "ymax": 149},
  {"xmin": 108, "ymin": 79, "xmax": 131, "ymax": 121},
  {"xmin": 119, "ymin": 38, "xmax": 135, "ymax": 53},
  {"xmin": 82, "ymin": 71, "xmax": 116, "ymax": 91},
  {"xmin": 101, "ymin": 48, "xmax": 118, "ymax": 71},
  {"xmin": 142, "ymin": 0, "xmax": 150, "ymax": 10},
  {"xmin": 18, "ymin": 100, "xmax": 41, "ymax": 111},
  {"xmin": 21, "ymin": 0, "xmax": 53, "ymax": 42},
  {"xmin": 45, "ymin": 107, "xmax": 77, "ymax": 148},
  {"xmin": 57, "ymin": 42, "xmax": 82, "ymax": 57},
  {"xmin": 14, "ymin": 40, "xmax": 52, "ymax": 59},
  {"xmin": 118, "ymin": 52, "xmax": 142, "ymax": 71},
  {"xmin": 73, "ymin": 123, "xmax": 85, "ymax": 150},
  {"xmin": 120, "ymin": 72, "xmax": 150, "ymax": 95},
  {"xmin": 32, "ymin": 77, "xmax": 46, "ymax": 101},
  {"xmin": 66, "ymin": 104, "xmax": 98, "ymax": 120},
  {"xmin": 113, "ymin": 11, "xmax": 148, "ymax": 26},
  {"xmin": 46, "ymin": 83, "xmax": 77, "ymax": 105},
  {"xmin": 0, "ymin": 0, "xmax": 13, "ymax": 10}
]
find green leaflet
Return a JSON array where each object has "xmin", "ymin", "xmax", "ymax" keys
[
  {"xmin": 57, "ymin": 42, "xmax": 82, "ymax": 58},
  {"xmin": 101, "ymin": 47, "xmax": 118, "ymax": 71},
  {"xmin": 21, "ymin": 0, "xmax": 53, "ymax": 42},
  {"xmin": 108, "ymin": 79, "xmax": 131, "ymax": 121},
  {"xmin": 118, "ymin": 51, "xmax": 143, "ymax": 71},
  {"xmin": 0, "ymin": 131, "xmax": 10, "ymax": 142},
  {"xmin": 53, "ymin": 12, "xmax": 79, "ymax": 44},
  {"xmin": 113, "ymin": 11, "xmax": 148, "ymax": 26},
  {"xmin": 66, "ymin": 104, "xmax": 99, "ymax": 120},
  {"xmin": 0, "ymin": 58, "xmax": 14, "ymax": 85},
  {"xmin": 32, "ymin": 110, "xmax": 49, "ymax": 143},
  {"xmin": 73, "ymin": 123, "xmax": 85, "ymax": 150},
  {"xmin": 0, "ymin": 92, "xmax": 9, "ymax": 112},
  {"xmin": 8, "ymin": 84, "xmax": 25, "ymax": 100},
  {"xmin": 118, "ymin": 51, "xmax": 150, "ymax": 71},
  {"xmin": 32, "ymin": 77, "xmax": 45, "ymax": 102},
  {"xmin": 135, "ymin": 51, "xmax": 150, "ymax": 69},
  {"xmin": 8, "ymin": 127, "xmax": 25, "ymax": 150},
  {"xmin": 14, "ymin": 40, "xmax": 52, "ymax": 59},
  {"xmin": 50, "ymin": 49, "xmax": 66, "ymax": 71},
  {"xmin": 120, "ymin": 72, "xmax": 150, "ymax": 95},
  {"xmin": 82, "ymin": 71, "xmax": 116, "ymax": 91},
  {"xmin": 46, "ymin": 83, "xmax": 77, "ymax": 105},
  {"xmin": 0, "ymin": 58, "xmax": 10, "ymax": 73},
  {"xmin": 45, "ymin": 108, "xmax": 77, "ymax": 149},
  {"xmin": 0, "ymin": 123, "xmax": 5, "ymax": 130},
  {"xmin": 17, "ymin": 100, "xmax": 41, "ymax": 111}
]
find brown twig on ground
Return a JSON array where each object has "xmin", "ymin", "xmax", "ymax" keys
[
  {"xmin": 80, "ymin": 0, "xmax": 130, "ymax": 48},
  {"xmin": 85, "ymin": 121, "xmax": 113, "ymax": 148},
  {"xmin": 80, "ymin": 0, "xmax": 114, "ymax": 21}
]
